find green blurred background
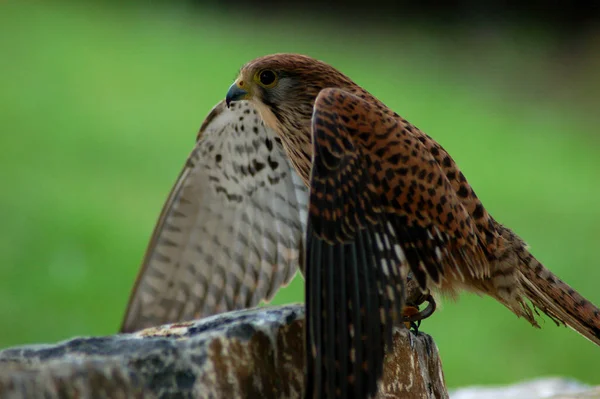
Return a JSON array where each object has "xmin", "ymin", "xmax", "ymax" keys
[{"xmin": 1, "ymin": 0, "xmax": 599, "ymax": 389}]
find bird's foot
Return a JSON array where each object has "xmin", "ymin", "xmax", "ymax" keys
[{"xmin": 402, "ymin": 294, "xmax": 437, "ymax": 333}]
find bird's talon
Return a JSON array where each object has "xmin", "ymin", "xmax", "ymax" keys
[
  {"xmin": 409, "ymin": 320, "xmax": 420, "ymax": 333},
  {"xmin": 403, "ymin": 294, "xmax": 437, "ymax": 327},
  {"xmin": 402, "ymin": 305, "xmax": 421, "ymax": 330}
]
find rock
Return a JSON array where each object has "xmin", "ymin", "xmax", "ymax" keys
[
  {"xmin": 451, "ymin": 377, "xmax": 599, "ymax": 399},
  {"xmin": 0, "ymin": 304, "xmax": 447, "ymax": 399}
]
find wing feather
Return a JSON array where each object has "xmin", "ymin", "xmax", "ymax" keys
[
  {"xmin": 121, "ymin": 100, "xmax": 308, "ymax": 332},
  {"xmin": 305, "ymin": 88, "xmax": 488, "ymax": 398},
  {"xmin": 306, "ymin": 113, "xmax": 397, "ymax": 399}
]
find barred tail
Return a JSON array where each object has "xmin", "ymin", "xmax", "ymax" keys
[{"xmin": 517, "ymin": 248, "xmax": 600, "ymax": 346}]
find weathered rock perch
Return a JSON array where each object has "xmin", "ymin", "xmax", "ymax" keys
[{"xmin": 0, "ymin": 304, "xmax": 447, "ymax": 399}]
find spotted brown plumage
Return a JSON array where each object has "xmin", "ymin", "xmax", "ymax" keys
[
  {"xmin": 225, "ymin": 53, "xmax": 600, "ymax": 399},
  {"xmin": 120, "ymin": 100, "xmax": 308, "ymax": 333}
]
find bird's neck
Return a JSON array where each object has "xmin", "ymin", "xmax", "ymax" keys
[
  {"xmin": 252, "ymin": 99, "xmax": 314, "ymax": 185},
  {"xmin": 278, "ymin": 123, "xmax": 313, "ymax": 187}
]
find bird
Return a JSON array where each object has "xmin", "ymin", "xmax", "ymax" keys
[
  {"xmin": 120, "ymin": 100, "xmax": 309, "ymax": 333},
  {"xmin": 120, "ymin": 98, "xmax": 431, "ymax": 333},
  {"xmin": 223, "ymin": 53, "xmax": 600, "ymax": 399}
]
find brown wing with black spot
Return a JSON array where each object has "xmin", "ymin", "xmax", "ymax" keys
[
  {"xmin": 406, "ymin": 126, "xmax": 503, "ymax": 253},
  {"xmin": 305, "ymin": 88, "xmax": 489, "ymax": 399}
]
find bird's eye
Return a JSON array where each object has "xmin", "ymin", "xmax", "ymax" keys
[{"xmin": 258, "ymin": 70, "xmax": 277, "ymax": 87}]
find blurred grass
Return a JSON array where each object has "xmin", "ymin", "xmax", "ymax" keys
[{"xmin": 0, "ymin": 0, "xmax": 599, "ymax": 388}]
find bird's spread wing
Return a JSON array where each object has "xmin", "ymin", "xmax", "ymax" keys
[
  {"xmin": 305, "ymin": 88, "xmax": 488, "ymax": 399},
  {"xmin": 121, "ymin": 100, "xmax": 308, "ymax": 333}
]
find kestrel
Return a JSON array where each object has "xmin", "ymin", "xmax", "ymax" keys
[
  {"xmin": 223, "ymin": 54, "xmax": 600, "ymax": 399},
  {"xmin": 121, "ymin": 100, "xmax": 308, "ymax": 332},
  {"xmin": 120, "ymin": 98, "xmax": 431, "ymax": 333}
]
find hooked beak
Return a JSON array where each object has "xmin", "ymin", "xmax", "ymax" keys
[{"xmin": 225, "ymin": 81, "xmax": 250, "ymax": 108}]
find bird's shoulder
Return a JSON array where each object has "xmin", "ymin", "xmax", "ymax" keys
[{"xmin": 311, "ymin": 87, "xmax": 504, "ymax": 256}]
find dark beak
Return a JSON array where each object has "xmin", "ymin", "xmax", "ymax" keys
[{"xmin": 225, "ymin": 82, "xmax": 249, "ymax": 108}]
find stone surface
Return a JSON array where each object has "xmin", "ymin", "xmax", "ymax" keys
[
  {"xmin": 451, "ymin": 377, "xmax": 599, "ymax": 399},
  {"xmin": 2, "ymin": 304, "xmax": 597, "ymax": 398},
  {"xmin": 0, "ymin": 304, "xmax": 446, "ymax": 399}
]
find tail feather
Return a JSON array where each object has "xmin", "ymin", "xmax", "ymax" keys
[{"xmin": 517, "ymin": 248, "xmax": 600, "ymax": 346}]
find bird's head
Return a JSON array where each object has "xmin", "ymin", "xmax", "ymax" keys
[{"xmin": 225, "ymin": 53, "xmax": 355, "ymax": 138}]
